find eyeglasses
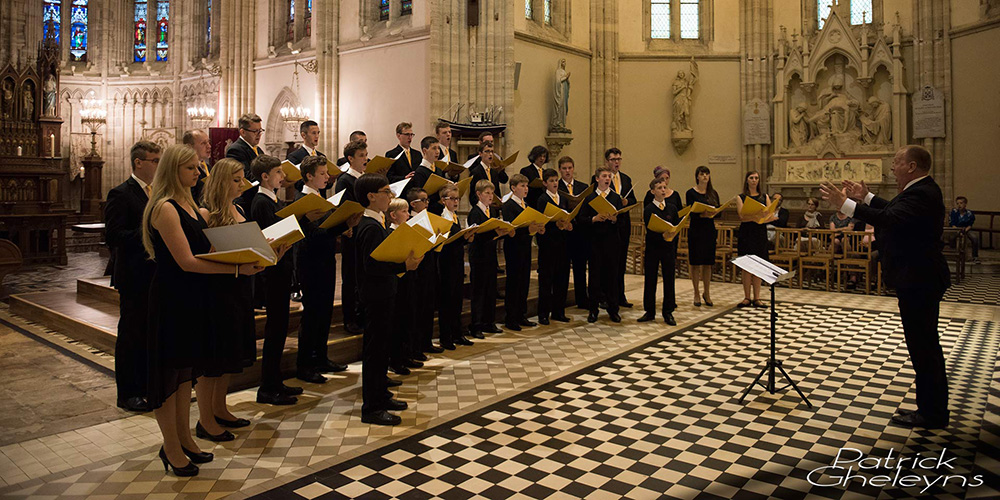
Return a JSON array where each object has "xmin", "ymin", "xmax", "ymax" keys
[
  {"xmin": 242, "ymin": 127, "xmax": 264, "ymax": 135},
  {"xmin": 140, "ymin": 157, "xmax": 160, "ymax": 164},
  {"xmin": 377, "ymin": 187, "xmax": 392, "ymax": 195},
  {"xmin": 608, "ymin": 157, "xmax": 622, "ymax": 162},
  {"xmin": 413, "ymin": 198, "xmax": 428, "ymax": 203},
  {"xmin": 400, "ymin": 132, "xmax": 415, "ymax": 137},
  {"xmin": 441, "ymin": 196, "xmax": 457, "ymax": 201}
]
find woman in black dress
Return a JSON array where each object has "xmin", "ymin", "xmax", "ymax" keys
[
  {"xmin": 142, "ymin": 145, "xmax": 263, "ymax": 476},
  {"xmin": 685, "ymin": 166, "xmax": 720, "ymax": 307},
  {"xmin": 735, "ymin": 171, "xmax": 777, "ymax": 308},
  {"xmin": 195, "ymin": 158, "xmax": 266, "ymax": 439}
]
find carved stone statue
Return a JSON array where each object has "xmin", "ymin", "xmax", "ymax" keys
[
  {"xmin": 550, "ymin": 59, "xmax": 571, "ymax": 133},
  {"xmin": 1, "ymin": 80, "xmax": 12, "ymax": 119},
  {"xmin": 43, "ymin": 76, "xmax": 57, "ymax": 117},
  {"xmin": 671, "ymin": 59, "xmax": 699, "ymax": 132},
  {"xmin": 789, "ymin": 104, "xmax": 811, "ymax": 148},
  {"xmin": 22, "ymin": 85, "xmax": 34, "ymax": 119},
  {"xmin": 860, "ymin": 96, "xmax": 891, "ymax": 145}
]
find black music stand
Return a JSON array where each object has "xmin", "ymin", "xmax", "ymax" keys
[{"xmin": 733, "ymin": 255, "xmax": 812, "ymax": 408}]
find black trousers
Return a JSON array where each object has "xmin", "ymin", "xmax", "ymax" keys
[
  {"xmin": 503, "ymin": 240, "xmax": 531, "ymax": 324},
  {"xmin": 896, "ymin": 288, "xmax": 949, "ymax": 422},
  {"xmin": 341, "ymin": 236, "xmax": 361, "ymax": 326},
  {"xmin": 643, "ymin": 244, "xmax": 677, "ymax": 316},
  {"xmin": 537, "ymin": 242, "xmax": 569, "ymax": 319},
  {"xmin": 617, "ymin": 233, "xmax": 630, "ymax": 302},
  {"xmin": 260, "ymin": 262, "xmax": 292, "ymax": 392},
  {"xmin": 568, "ymin": 236, "xmax": 590, "ymax": 308},
  {"xmin": 589, "ymin": 243, "xmax": 620, "ymax": 314},
  {"xmin": 115, "ymin": 289, "xmax": 149, "ymax": 403},
  {"xmin": 361, "ymin": 292, "xmax": 393, "ymax": 414},
  {"xmin": 438, "ymin": 257, "xmax": 465, "ymax": 343},
  {"xmin": 414, "ymin": 253, "xmax": 438, "ymax": 349},
  {"xmin": 470, "ymin": 258, "xmax": 498, "ymax": 331},
  {"xmin": 390, "ymin": 274, "xmax": 415, "ymax": 365},
  {"xmin": 296, "ymin": 265, "xmax": 335, "ymax": 372}
]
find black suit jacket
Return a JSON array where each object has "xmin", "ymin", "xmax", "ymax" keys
[
  {"xmin": 643, "ymin": 200, "xmax": 680, "ymax": 253},
  {"xmin": 227, "ymin": 138, "xmax": 263, "ymax": 208},
  {"xmin": 520, "ymin": 164, "xmax": 546, "ymax": 209},
  {"xmin": 558, "ymin": 178, "xmax": 589, "ymax": 198},
  {"xmin": 577, "ymin": 191, "xmax": 623, "ymax": 242},
  {"xmin": 250, "ymin": 192, "xmax": 293, "ymax": 271},
  {"xmin": 438, "ymin": 146, "xmax": 459, "ymax": 165},
  {"xmin": 191, "ymin": 160, "xmax": 211, "ymax": 204},
  {"xmin": 407, "ymin": 164, "xmax": 446, "ymax": 214},
  {"xmin": 468, "ymin": 162, "xmax": 509, "ymax": 205},
  {"xmin": 468, "ymin": 204, "xmax": 499, "ymax": 263},
  {"xmin": 105, "ymin": 177, "xmax": 156, "ymax": 293},
  {"xmin": 294, "ymin": 190, "xmax": 347, "ymax": 280},
  {"xmin": 287, "ymin": 147, "xmax": 328, "ymax": 196},
  {"xmin": 386, "ymin": 145, "xmax": 423, "ymax": 183},
  {"xmin": 535, "ymin": 192, "xmax": 570, "ymax": 249},
  {"xmin": 355, "ymin": 216, "xmax": 407, "ymax": 299},
  {"xmin": 852, "ymin": 177, "xmax": 951, "ymax": 293},
  {"xmin": 501, "ymin": 199, "xmax": 533, "ymax": 254}
]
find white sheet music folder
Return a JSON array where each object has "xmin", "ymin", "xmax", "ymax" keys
[{"xmin": 731, "ymin": 255, "xmax": 793, "ymax": 285}]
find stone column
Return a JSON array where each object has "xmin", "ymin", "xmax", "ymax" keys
[
  {"xmin": 218, "ymin": 0, "xmax": 256, "ymax": 125},
  {"xmin": 590, "ymin": 0, "xmax": 618, "ymax": 170},
  {"xmin": 913, "ymin": 0, "xmax": 953, "ymax": 201},
  {"xmin": 314, "ymin": 0, "xmax": 338, "ymax": 152},
  {"xmin": 740, "ymin": 0, "xmax": 774, "ymax": 180}
]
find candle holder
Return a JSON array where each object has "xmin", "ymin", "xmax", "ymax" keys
[{"xmin": 80, "ymin": 99, "xmax": 107, "ymax": 157}]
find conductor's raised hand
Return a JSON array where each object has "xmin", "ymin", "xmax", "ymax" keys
[
  {"xmin": 841, "ymin": 179, "xmax": 869, "ymax": 200},
  {"xmin": 819, "ymin": 181, "xmax": 848, "ymax": 211},
  {"xmin": 404, "ymin": 250, "xmax": 422, "ymax": 271}
]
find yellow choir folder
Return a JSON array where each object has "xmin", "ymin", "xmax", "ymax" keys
[
  {"xmin": 563, "ymin": 184, "xmax": 595, "ymax": 208},
  {"xmin": 364, "ymin": 155, "xmax": 395, "ymax": 175},
  {"xmin": 647, "ymin": 214, "xmax": 690, "ymax": 241},
  {"xmin": 280, "ymin": 160, "xmax": 302, "ymax": 183},
  {"xmin": 543, "ymin": 199, "xmax": 585, "ymax": 222},
  {"xmin": 589, "ymin": 196, "xmax": 639, "ymax": 216},
  {"xmin": 262, "ymin": 215, "xmax": 305, "ymax": 248},
  {"xmin": 422, "ymin": 174, "xmax": 452, "ymax": 196},
  {"xmin": 432, "ymin": 225, "xmax": 478, "ymax": 251},
  {"xmin": 435, "ymin": 161, "xmax": 467, "ymax": 177},
  {"xmin": 511, "ymin": 206, "xmax": 552, "ymax": 228},
  {"xmin": 455, "ymin": 176, "xmax": 474, "ymax": 199},
  {"xmin": 528, "ymin": 177, "xmax": 545, "ymax": 188},
  {"xmin": 197, "ymin": 221, "xmax": 279, "ymax": 266},
  {"xmin": 739, "ymin": 196, "xmax": 780, "ymax": 221},
  {"xmin": 677, "ymin": 195, "xmax": 737, "ymax": 218},
  {"xmin": 497, "ymin": 151, "xmax": 520, "ymax": 168},
  {"xmin": 275, "ymin": 193, "xmax": 334, "ymax": 219},
  {"xmin": 318, "ymin": 189, "xmax": 365, "ymax": 229},
  {"xmin": 370, "ymin": 223, "xmax": 439, "ymax": 263},
  {"xmin": 473, "ymin": 218, "xmax": 514, "ymax": 234},
  {"xmin": 241, "ymin": 178, "xmax": 258, "ymax": 193}
]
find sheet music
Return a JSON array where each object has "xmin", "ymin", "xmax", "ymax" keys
[{"xmin": 731, "ymin": 255, "xmax": 793, "ymax": 284}]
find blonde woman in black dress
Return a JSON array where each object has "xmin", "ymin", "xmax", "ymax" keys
[
  {"xmin": 734, "ymin": 171, "xmax": 777, "ymax": 308},
  {"xmin": 142, "ymin": 145, "xmax": 263, "ymax": 476},
  {"xmin": 685, "ymin": 166, "xmax": 720, "ymax": 307}
]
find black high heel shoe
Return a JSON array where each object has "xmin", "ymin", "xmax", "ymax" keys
[
  {"xmin": 181, "ymin": 446, "xmax": 214, "ymax": 464},
  {"xmin": 196, "ymin": 421, "xmax": 235, "ymax": 442},
  {"xmin": 702, "ymin": 293, "xmax": 714, "ymax": 307},
  {"xmin": 158, "ymin": 447, "xmax": 199, "ymax": 477}
]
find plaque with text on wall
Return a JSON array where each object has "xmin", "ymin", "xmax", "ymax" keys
[
  {"xmin": 743, "ymin": 99, "xmax": 771, "ymax": 145},
  {"xmin": 912, "ymin": 85, "xmax": 945, "ymax": 139}
]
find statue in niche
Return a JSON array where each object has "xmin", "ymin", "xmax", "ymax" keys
[
  {"xmin": 1, "ymin": 80, "xmax": 12, "ymax": 119},
  {"xmin": 43, "ymin": 76, "xmax": 57, "ymax": 117},
  {"xmin": 789, "ymin": 104, "xmax": 811, "ymax": 148},
  {"xmin": 860, "ymin": 96, "xmax": 891, "ymax": 145},
  {"xmin": 550, "ymin": 59, "xmax": 571, "ymax": 133},
  {"xmin": 22, "ymin": 84, "xmax": 34, "ymax": 120},
  {"xmin": 813, "ymin": 59, "xmax": 860, "ymax": 136},
  {"xmin": 671, "ymin": 59, "xmax": 700, "ymax": 132}
]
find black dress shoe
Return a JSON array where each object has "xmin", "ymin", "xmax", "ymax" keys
[
  {"xmin": 316, "ymin": 360, "xmax": 348, "ymax": 373},
  {"xmin": 620, "ymin": 301, "xmax": 634, "ymax": 308},
  {"xmin": 280, "ymin": 384, "xmax": 304, "ymax": 396},
  {"xmin": 551, "ymin": 315, "xmax": 571, "ymax": 322},
  {"xmin": 216, "ymin": 416, "xmax": 251, "ymax": 428},
  {"xmin": 385, "ymin": 398, "xmax": 408, "ymax": 411},
  {"xmin": 455, "ymin": 336, "xmax": 474, "ymax": 346},
  {"xmin": 598, "ymin": 301, "xmax": 608, "ymax": 310},
  {"xmin": 386, "ymin": 378, "xmax": 402, "ymax": 387},
  {"xmin": 389, "ymin": 364, "xmax": 411, "ymax": 376},
  {"xmin": 538, "ymin": 317, "xmax": 550, "ymax": 325},
  {"xmin": 519, "ymin": 318, "xmax": 537, "ymax": 327},
  {"xmin": 504, "ymin": 323, "xmax": 522, "ymax": 332},
  {"xmin": 483, "ymin": 325, "xmax": 503, "ymax": 334},
  {"xmin": 344, "ymin": 323, "xmax": 365, "ymax": 335},
  {"xmin": 469, "ymin": 330, "xmax": 485, "ymax": 339},
  {"xmin": 195, "ymin": 422, "xmax": 235, "ymax": 442},
  {"xmin": 895, "ymin": 408, "xmax": 917, "ymax": 417},
  {"xmin": 296, "ymin": 371, "xmax": 327, "ymax": 384},
  {"xmin": 424, "ymin": 345, "xmax": 445, "ymax": 354},
  {"xmin": 257, "ymin": 390, "xmax": 297, "ymax": 406},
  {"xmin": 587, "ymin": 311, "xmax": 598, "ymax": 323},
  {"xmin": 362, "ymin": 410, "xmax": 401, "ymax": 426},
  {"xmin": 118, "ymin": 396, "xmax": 151, "ymax": 412},
  {"xmin": 608, "ymin": 312, "xmax": 622, "ymax": 323},
  {"xmin": 411, "ymin": 352, "xmax": 428, "ymax": 362},
  {"xmin": 890, "ymin": 412, "xmax": 947, "ymax": 429},
  {"xmin": 664, "ymin": 313, "xmax": 676, "ymax": 326},
  {"xmin": 159, "ymin": 447, "xmax": 199, "ymax": 477},
  {"xmin": 403, "ymin": 358, "xmax": 424, "ymax": 368},
  {"xmin": 181, "ymin": 446, "xmax": 214, "ymax": 464},
  {"xmin": 637, "ymin": 312, "xmax": 655, "ymax": 322},
  {"xmin": 440, "ymin": 342, "xmax": 456, "ymax": 351}
]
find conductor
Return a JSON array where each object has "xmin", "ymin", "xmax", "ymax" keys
[{"xmin": 820, "ymin": 145, "xmax": 951, "ymax": 429}]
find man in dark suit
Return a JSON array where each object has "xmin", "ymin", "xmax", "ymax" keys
[
  {"xmin": 435, "ymin": 122, "xmax": 459, "ymax": 165},
  {"xmin": 557, "ymin": 156, "xmax": 591, "ymax": 309},
  {"xmin": 821, "ymin": 145, "xmax": 951, "ymax": 429},
  {"xmin": 386, "ymin": 122, "xmax": 423, "ymax": 183},
  {"xmin": 520, "ymin": 145, "xmax": 550, "ymax": 209},
  {"xmin": 182, "ymin": 130, "xmax": 212, "ymax": 203},
  {"xmin": 579, "ymin": 165, "xmax": 623, "ymax": 323},
  {"xmin": 334, "ymin": 140, "xmax": 369, "ymax": 335},
  {"xmin": 604, "ymin": 148, "xmax": 635, "ymax": 308},
  {"xmin": 336, "ymin": 130, "xmax": 366, "ymax": 168},
  {"xmin": 288, "ymin": 120, "xmax": 329, "ymax": 195},
  {"xmin": 104, "ymin": 140, "xmax": 161, "ymax": 412},
  {"xmin": 468, "ymin": 141, "xmax": 508, "ymax": 205},
  {"xmin": 226, "ymin": 113, "xmax": 266, "ymax": 210}
]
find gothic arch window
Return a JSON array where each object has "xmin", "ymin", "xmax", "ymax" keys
[
  {"xmin": 69, "ymin": 0, "xmax": 89, "ymax": 61},
  {"xmin": 524, "ymin": 0, "xmax": 569, "ymax": 38},
  {"xmin": 206, "ymin": 0, "xmax": 212, "ymax": 56},
  {"xmin": 401, "ymin": 0, "xmax": 412, "ymax": 16},
  {"xmin": 817, "ymin": 0, "xmax": 874, "ymax": 29},
  {"xmin": 380, "ymin": 0, "xmax": 390, "ymax": 21},
  {"xmin": 644, "ymin": 0, "xmax": 712, "ymax": 48},
  {"xmin": 43, "ymin": 0, "xmax": 61, "ymax": 45},
  {"xmin": 134, "ymin": 1, "xmax": 148, "ymax": 61},
  {"xmin": 155, "ymin": 0, "xmax": 169, "ymax": 61},
  {"xmin": 134, "ymin": 0, "xmax": 170, "ymax": 62},
  {"xmin": 525, "ymin": 0, "xmax": 532, "ymax": 20}
]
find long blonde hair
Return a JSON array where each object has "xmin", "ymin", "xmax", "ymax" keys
[
  {"xmin": 201, "ymin": 158, "xmax": 244, "ymax": 228},
  {"xmin": 141, "ymin": 144, "xmax": 199, "ymax": 259}
]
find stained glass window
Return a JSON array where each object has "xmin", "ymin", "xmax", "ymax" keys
[
  {"xmin": 288, "ymin": 0, "xmax": 294, "ymax": 40},
  {"xmin": 134, "ymin": 1, "xmax": 147, "ymax": 62},
  {"xmin": 155, "ymin": 1, "xmax": 168, "ymax": 61},
  {"xmin": 401, "ymin": 0, "xmax": 412, "ymax": 16},
  {"xmin": 679, "ymin": 0, "xmax": 698, "ymax": 39},
  {"xmin": 43, "ymin": 0, "xmax": 61, "ymax": 45},
  {"xmin": 851, "ymin": 0, "xmax": 872, "ymax": 24},
  {"xmin": 525, "ymin": 0, "xmax": 532, "ymax": 20},
  {"xmin": 206, "ymin": 0, "xmax": 212, "ymax": 56},
  {"xmin": 305, "ymin": 0, "xmax": 312, "ymax": 36},
  {"xmin": 817, "ymin": 0, "xmax": 833, "ymax": 29},
  {"xmin": 69, "ymin": 0, "xmax": 89, "ymax": 61},
  {"xmin": 379, "ymin": 0, "xmax": 389, "ymax": 21},
  {"xmin": 543, "ymin": 0, "xmax": 551, "ymax": 24},
  {"xmin": 651, "ymin": 0, "xmax": 670, "ymax": 39}
]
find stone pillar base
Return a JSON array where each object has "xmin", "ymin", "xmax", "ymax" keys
[{"xmin": 545, "ymin": 132, "xmax": 574, "ymax": 158}]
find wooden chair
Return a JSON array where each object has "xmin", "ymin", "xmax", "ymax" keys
[
  {"xmin": 714, "ymin": 226, "xmax": 735, "ymax": 282},
  {"xmin": 836, "ymin": 231, "xmax": 876, "ymax": 294},
  {"xmin": 675, "ymin": 227, "xmax": 689, "ymax": 278},
  {"xmin": 629, "ymin": 221, "xmax": 646, "ymax": 275},
  {"xmin": 941, "ymin": 227, "xmax": 967, "ymax": 283},
  {"xmin": 769, "ymin": 228, "xmax": 801, "ymax": 287},
  {"xmin": 799, "ymin": 229, "xmax": 843, "ymax": 291}
]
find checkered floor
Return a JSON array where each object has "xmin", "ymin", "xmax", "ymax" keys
[
  {"xmin": 944, "ymin": 274, "xmax": 1000, "ymax": 306},
  {"xmin": 254, "ymin": 303, "xmax": 999, "ymax": 500}
]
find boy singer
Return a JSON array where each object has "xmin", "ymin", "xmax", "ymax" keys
[
  {"xmin": 639, "ymin": 177, "xmax": 678, "ymax": 325},
  {"xmin": 578, "ymin": 166, "xmax": 622, "ymax": 323}
]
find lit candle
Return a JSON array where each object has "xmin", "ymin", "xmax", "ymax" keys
[
  {"xmin": 50, "ymin": 133, "xmax": 56, "ymax": 158},
  {"xmin": 16, "ymin": 146, "xmax": 22, "ymax": 156},
  {"xmin": 79, "ymin": 166, "xmax": 85, "ymax": 179}
]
